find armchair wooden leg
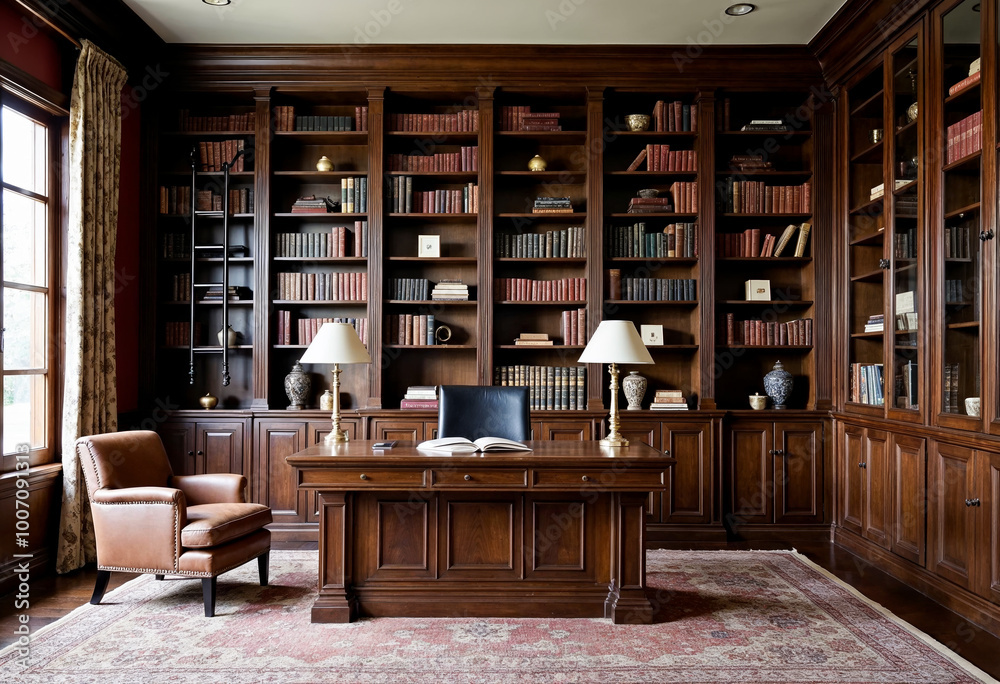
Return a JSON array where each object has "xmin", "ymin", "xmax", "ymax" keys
[
  {"xmin": 202, "ymin": 577, "xmax": 217, "ymax": 617},
  {"xmin": 90, "ymin": 570, "xmax": 111, "ymax": 605},
  {"xmin": 154, "ymin": 575, "xmax": 164, "ymax": 581},
  {"xmin": 257, "ymin": 551, "xmax": 269, "ymax": 587}
]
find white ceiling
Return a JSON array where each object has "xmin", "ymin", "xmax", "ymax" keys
[{"xmin": 120, "ymin": 0, "xmax": 850, "ymax": 45}]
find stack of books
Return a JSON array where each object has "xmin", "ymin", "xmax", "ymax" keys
[
  {"xmin": 741, "ymin": 118, "xmax": 789, "ymax": 132},
  {"xmin": 431, "ymin": 280, "xmax": 470, "ymax": 301},
  {"xmin": 627, "ymin": 195, "xmax": 673, "ymax": 214},
  {"xmin": 400, "ymin": 386, "xmax": 438, "ymax": 410},
  {"xmin": 532, "ymin": 197, "xmax": 573, "ymax": 214},
  {"xmin": 864, "ymin": 314, "xmax": 884, "ymax": 333},
  {"xmin": 500, "ymin": 107, "xmax": 562, "ymax": 131},
  {"xmin": 726, "ymin": 154, "xmax": 773, "ymax": 172},
  {"xmin": 514, "ymin": 333, "xmax": 553, "ymax": 346},
  {"xmin": 201, "ymin": 285, "xmax": 252, "ymax": 302},
  {"xmin": 650, "ymin": 390, "xmax": 689, "ymax": 411},
  {"xmin": 291, "ymin": 195, "xmax": 333, "ymax": 213}
]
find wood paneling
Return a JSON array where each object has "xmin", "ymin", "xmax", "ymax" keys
[
  {"xmin": 730, "ymin": 422, "xmax": 772, "ymax": 524},
  {"xmin": 928, "ymin": 440, "xmax": 976, "ymax": 589},
  {"xmin": 840, "ymin": 422, "xmax": 866, "ymax": 535},
  {"xmin": 775, "ymin": 421, "xmax": 824, "ymax": 524},
  {"xmin": 890, "ymin": 433, "xmax": 926, "ymax": 565},
  {"xmin": 865, "ymin": 429, "xmax": 890, "ymax": 546},
  {"xmin": 663, "ymin": 422, "xmax": 711, "ymax": 524}
]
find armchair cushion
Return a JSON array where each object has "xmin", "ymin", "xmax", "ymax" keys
[
  {"xmin": 90, "ymin": 489, "xmax": 184, "ymax": 572},
  {"xmin": 171, "ymin": 473, "xmax": 247, "ymax": 505},
  {"xmin": 182, "ymin": 503, "xmax": 272, "ymax": 548},
  {"xmin": 92, "ymin": 486, "xmax": 185, "ymax": 506}
]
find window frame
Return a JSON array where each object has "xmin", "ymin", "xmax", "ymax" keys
[{"xmin": 0, "ymin": 90, "xmax": 63, "ymax": 473}]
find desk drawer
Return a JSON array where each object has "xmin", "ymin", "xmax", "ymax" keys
[
  {"xmin": 301, "ymin": 469, "xmax": 427, "ymax": 488},
  {"xmin": 432, "ymin": 468, "xmax": 528, "ymax": 487},
  {"xmin": 533, "ymin": 469, "xmax": 664, "ymax": 489}
]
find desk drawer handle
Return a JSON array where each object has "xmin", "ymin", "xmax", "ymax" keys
[
  {"xmin": 359, "ymin": 474, "xmax": 368, "ymax": 480},
  {"xmin": 581, "ymin": 475, "xmax": 590, "ymax": 482},
  {"xmin": 464, "ymin": 474, "xmax": 472, "ymax": 481}
]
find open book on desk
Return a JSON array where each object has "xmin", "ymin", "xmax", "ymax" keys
[{"xmin": 416, "ymin": 437, "xmax": 532, "ymax": 454}]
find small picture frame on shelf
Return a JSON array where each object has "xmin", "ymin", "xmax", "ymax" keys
[
  {"xmin": 640, "ymin": 324, "xmax": 664, "ymax": 346},
  {"xmin": 418, "ymin": 235, "xmax": 440, "ymax": 258}
]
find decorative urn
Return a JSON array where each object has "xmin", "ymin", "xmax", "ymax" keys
[
  {"xmin": 763, "ymin": 360, "xmax": 793, "ymax": 410},
  {"xmin": 622, "ymin": 371, "xmax": 647, "ymax": 411},
  {"xmin": 527, "ymin": 155, "xmax": 547, "ymax": 172},
  {"xmin": 320, "ymin": 389, "xmax": 335, "ymax": 411},
  {"xmin": 316, "ymin": 155, "xmax": 334, "ymax": 172},
  {"xmin": 284, "ymin": 361, "xmax": 311, "ymax": 410},
  {"xmin": 217, "ymin": 325, "xmax": 239, "ymax": 347},
  {"xmin": 199, "ymin": 392, "xmax": 218, "ymax": 410}
]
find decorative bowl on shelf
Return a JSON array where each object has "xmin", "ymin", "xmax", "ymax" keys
[
  {"xmin": 199, "ymin": 392, "xmax": 218, "ymax": 410},
  {"xmin": 636, "ymin": 188, "xmax": 659, "ymax": 199},
  {"xmin": 316, "ymin": 156, "xmax": 334, "ymax": 172},
  {"xmin": 527, "ymin": 155, "xmax": 547, "ymax": 172},
  {"xmin": 626, "ymin": 114, "xmax": 650, "ymax": 131}
]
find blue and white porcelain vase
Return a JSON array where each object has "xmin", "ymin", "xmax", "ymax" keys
[
  {"xmin": 284, "ymin": 361, "xmax": 311, "ymax": 410},
  {"xmin": 763, "ymin": 360, "xmax": 793, "ymax": 410}
]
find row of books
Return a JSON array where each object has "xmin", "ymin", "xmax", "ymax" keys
[
  {"xmin": 723, "ymin": 315, "xmax": 813, "ymax": 346},
  {"xmin": 945, "ymin": 110, "xmax": 982, "ymax": 165},
  {"xmin": 202, "ymin": 285, "xmax": 251, "ymax": 301},
  {"xmin": 532, "ymin": 197, "xmax": 574, "ymax": 214},
  {"xmin": 339, "ymin": 177, "xmax": 368, "ymax": 213},
  {"xmin": 495, "ymin": 227, "xmax": 586, "ymax": 259},
  {"xmin": 651, "ymin": 101, "xmax": 697, "ymax": 132},
  {"xmin": 171, "ymin": 274, "xmax": 191, "ymax": 302},
  {"xmin": 387, "ymin": 148, "xmax": 478, "ymax": 172},
  {"xmin": 386, "ymin": 314, "xmax": 440, "ymax": 346},
  {"xmin": 561, "ymin": 308, "xmax": 587, "ymax": 346},
  {"xmin": 499, "ymin": 106, "xmax": 561, "ymax": 132},
  {"xmin": 177, "ymin": 111, "xmax": 253, "ymax": 132},
  {"xmin": 290, "ymin": 196, "xmax": 336, "ymax": 213},
  {"xmin": 626, "ymin": 146, "xmax": 697, "ymax": 172},
  {"xmin": 721, "ymin": 180, "xmax": 811, "ymax": 214},
  {"xmin": 159, "ymin": 186, "xmax": 192, "ymax": 215},
  {"xmin": 947, "ymin": 64, "xmax": 980, "ymax": 96},
  {"xmin": 615, "ymin": 278, "xmax": 696, "ymax": 302},
  {"xmin": 432, "ymin": 281, "xmax": 469, "ymax": 300},
  {"xmin": 717, "ymin": 223, "xmax": 810, "ymax": 258},
  {"xmin": 272, "ymin": 106, "xmax": 368, "ymax": 132},
  {"xmin": 159, "ymin": 187, "xmax": 254, "ymax": 215},
  {"xmin": 164, "ymin": 322, "xmax": 202, "ymax": 347},
  {"xmin": 893, "ymin": 228, "xmax": 917, "ymax": 259},
  {"xmin": 896, "ymin": 312, "xmax": 918, "ymax": 331},
  {"xmin": 670, "ymin": 182, "xmax": 698, "ymax": 213},
  {"xmin": 850, "ymin": 363, "xmax": 885, "ymax": 406},
  {"xmin": 626, "ymin": 196, "xmax": 672, "ymax": 213},
  {"xmin": 275, "ymin": 272, "xmax": 367, "ymax": 301},
  {"xmin": 495, "ymin": 277, "xmax": 586, "ymax": 302},
  {"xmin": 401, "ymin": 385, "xmax": 438, "ymax": 410},
  {"xmin": 274, "ymin": 223, "xmax": 369, "ymax": 258},
  {"xmin": 725, "ymin": 154, "xmax": 773, "ymax": 173},
  {"xmin": 162, "ymin": 233, "xmax": 191, "ymax": 259},
  {"xmin": 944, "ymin": 225, "xmax": 972, "ymax": 259},
  {"xmin": 197, "ymin": 140, "xmax": 248, "ymax": 173},
  {"xmin": 942, "ymin": 363, "xmax": 962, "ymax": 414},
  {"xmin": 945, "ymin": 279, "xmax": 970, "ymax": 305},
  {"xmin": 388, "ymin": 278, "xmax": 431, "ymax": 301},
  {"xmin": 869, "ymin": 179, "xmax": 910, "ymax": 200},
  {"xmin": 650, "ymin": 389, "xmax": 689, "ymax": 410},
  {"xmin": 276, "ymin": 315, "xmax": 368, "ymax": 347},
  {"xmin": 387, "ymin": 177, "xmax": 479, "ymax": 214},
  {"xmin": 495, "ymin": 366, "xmax": 587, "ymax": 411},
  {"xmin": 741, "ymin": 118, "xmax": 792, "ymax": 132},
  {"xmin": 387, "ymin": 110, "xmax": 479, "ymax": 132},
  {"xmin": 895, "ymin": 360, "xmax": 918, "ymax": 410},
  {"xmin": 606, "ymin": 222, "xmax": 698, "ymax": 258}
]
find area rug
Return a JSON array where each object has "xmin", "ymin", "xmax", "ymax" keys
[{"xmin": 0, "ymin": 550, "xmax": 993, "ymax": 683}]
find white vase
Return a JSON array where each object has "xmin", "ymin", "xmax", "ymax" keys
[{"xmin": 218, "ymin": 325, "xmax": 239, "ymax": 347}]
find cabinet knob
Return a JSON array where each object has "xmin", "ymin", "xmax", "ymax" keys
[
  {"xmin": 187, "ymin": 451, "xmax": 194, "ymax": 456},
  {"xmin": 359, "ymin": 474, "xmax": 368, "ymax": 480},
  {"xmin": 972, "ymin": 498, "xmax": 981, "ymax": 507},
  {"xmin": 196, "ymin": 450, "xmax": 204, "ymax": 456},
  {"xmin": 464, "ymin": 474, "xmax": 472, "ymax": 481},
  {"xmin": 768, "ymin": 449, "xmax": 776, "ymax": 455},
  {"xmin": 980, "ymin": 230, "xmax": 994, "ymax": 241},
  {"xmin": 859, "ymin": 462, "xmax": 867, "ymax": 468},
  {"xmin": 878, "ymin": 258, "xmax": 890, "ymax": 269},
  {"xmin": 581, "ymin": 475, "xmax": 590, "ymax": 482},
  {"xmin": 965, "ymin": 498, "xmax": 973, "ymax": 507},
  {"xmin": 663, "ymin": 450, "xmax": 670, "ymax": 456}
]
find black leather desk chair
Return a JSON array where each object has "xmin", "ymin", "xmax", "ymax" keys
[{"xmin": 437, "ymin": 386, "xmax": 531, "ymax": 442}]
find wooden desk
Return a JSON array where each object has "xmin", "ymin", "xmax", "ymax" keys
[{"xmin": 287, "ymin": 440, "xmax": 673, "ymax": 624}]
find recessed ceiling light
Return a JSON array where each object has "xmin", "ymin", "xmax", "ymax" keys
[
  {"xmin": 725, "ymin": 3, "xmax": 756, "ymax": 16},
  {"xmin": 202, "ymin": 0, "xmax": 231, "ymax": 6}
]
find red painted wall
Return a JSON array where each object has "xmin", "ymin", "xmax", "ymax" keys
[
  {"xmin": 0, "ymin": 2, "xmax": 62, "ymax": 91},
  {"xmin": 115, "ymin": 88, "xmax": 140, "ymax": 412}
]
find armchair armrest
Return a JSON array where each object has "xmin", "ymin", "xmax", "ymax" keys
[
  {"xmin": 90, "ymin": 486, "xmax": 185, "ymax": 572},
  {"xmin": 170, "ymin": 473, "xmax": 247, "ymax": 505}
]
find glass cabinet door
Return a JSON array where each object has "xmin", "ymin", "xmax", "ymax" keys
[
  {"xmin": 846, "ymin": 61, "xmax": 887, "ymax": 410},
  {"xmin": 889, "ymin": 35, "xmax": 922, "ymax": 418},
  {"xmin": 938, "ymin": 0, "xmax": 983, "ymax": 426}
]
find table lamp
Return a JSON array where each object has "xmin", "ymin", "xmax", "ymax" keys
[
  {"xmin": 578, "ymin": 320, "xmax": 654, "ymax": 447},
  {"xmin": 299, "ymin": 322, "xmax": 371, "ymax": 443}
]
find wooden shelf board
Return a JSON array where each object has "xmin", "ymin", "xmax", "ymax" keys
[
  {"xmin": 273, "ymin": 212, "xmax": 367, "ymax": 219},
  {"xmin": 720, "ymin": 345, "xmax": 812, "ymax": 350},
  {"xmin": 849, "ymin": 197, "xmax": 884, "ymax": 216},
  {"xmin": 715, "ymin": 170, "xmax": 811, "ymax": 177},
  {"xmin": 498, "ymin": 213, "xmax": 587, "ymax": 220},
  {"xmin": 850, "ymin": 230, "xmax": 885, "ymax": 246},
  {"xmin": 851, "ymin": 331, "xmax": 884, "ymax": 338},
  {"xmin": 496, "ymin": 131, "xmax": 586, "ymax": 143},
  {"xmin": 496, "ymin": 345, "xmax": 586, "ymax": 350},
  {"xmin": 718, "ymin": 130, "xmax": 811, "ymax": 137},
  {"xmin": 273, "ymin": 170, "xmax": 368, "ymax": 178},
  {"xmin": 718, "ymin": 300, "xmax": 814, "ymax": 307},
  {"xmin": 715, "ymin": 257, "xmax": 810, "ymax": 263},
  {"xmin": 608, "ymin": 171, "xmax": 697, "ymax": 176},
  {"xmin": 499, "ymin": 171, "xmax": 586, "ymax": 181},
  {"xmin": 850, "ymin": 139, "xmax": 883, "ymax": 164},
  {"xmin": 387, "ymin": 131, "xmax": 478, "ymax": 140},
  {"xmin": 610, "ymin": 131, "xmax": 697, "ymax": 137},
  {"xmin": 496, "ymin": 257, "xmax": 586, "ymax": 263},
  {"xmin": 609, "ymin": 212, "xmax": 698, "ymax": 219},
  {"xmin": 273, "ymin": 131, "xmax": 367, "ymax": 144},
  {"xmin": 719, "ymin": 213, "xmax": 811, "ymax": 218},
  {"xmin": 893, "ymin": 179, "xmax": 917, "ymax": 195},
  {"xmin": 387, "ymin": 171, "xmax": 478, "ymax": 178},
  {"xmin": 388, "ymin": 213, "xmax": 477, "ymax": 220},
  {"xmin": 944, "ymin": 79, "xmax": 981, "ymax": 105},
  {"xmin": 497, "ymin": 300, "xmax": 587, "ymax": 305},
  {"xmin": 163, "ymin": 130, "xmax": 254, "ymax": 137},
  {"xmin": 894, "ymin": 119, "xmax": 918, "ymax": 138},
  {"xmin": 383, "ymin": 344, "xmax": 477, "ymax": 350},
  {"xmin": 851, "ymin": 268, "xmax": 885, "ymax": 282},
  {"xmin": 894, "ymin": 262, "xmax": 917, "ymax": 274},
  {"xmin": 946, "ymin": 321, "xmax": 980, "ymax": 330},
  {"xmin": 273, "ymin": 256, "xmax": 366, "ymax": 262},
  {"xmin": 605, "ymin": 257, "xmax": 697, "ymax": 264},
  {"xmin": 604, "ymin": 299, "xmax": 697, "ymax": 306},
  {"xmin": 944, "ymin": 202, "xmax": 981, "ymax": 220},
  {"xmin": 849, "ymin": 89, "xmax": 884, "ymax": 117},
  {"xmin": 387, "ymin": 256, "xmax": 477, "ymax": 264},
  {"xmin": 943, "ymin": 151, "xmax": 982, "ymax": 173},
  {"xmin": 386, "ymin": 299, "xmax": 475, "ymax": 305},
  {"xmin": 272, "ymin": 300, "xmax": 367, "ymax": 305}
]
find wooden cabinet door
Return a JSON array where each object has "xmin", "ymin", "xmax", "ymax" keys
[
  {"xmin": 928, "ymin": 441, "xmax": 976, "ymax": 590},
  {"xmin": 840, "ymin": 423, "xmax": 866, "ymax": 536},
  {"xmin": 863, "ymin": 429, "xmax": 889, "ymax": 548},
  {"xmin": 977, "ymin": 450, "xmax": 1000, "ymax": 603},
  {"xmin": 618, "ymin": 421, "xmax": 662, "ymax": 521},
  {"xmin": 774, "ymin": 421, "xmax": 823, "ymax": 524},
  {"xmin": 370, "ymin": 419, "xmax": 426, "ymax": 442},
  {"xmin": 662, "ymin": 421, "xmax": 712, "ymax": 525},
  {"xmin": 539, "ymin": 421, "xmax": 592, "ymax": 441},
  {"xmin": 889, "ymin": 433, "xmax": 926, "ymax": 565},
  {"xmin": 255, "ymin": 421, "xmax": 309, "ymax": 526},
  {"xmin": 160, "ymin": 421, "xmax": 196, "ymax": 475},
  {"xmin": 196, "ymin": 422, "xmax": 245, "ymax": 476},
  {"xmin": 729, "ymin": 422, "xmax": 772, "ymax": 525}
]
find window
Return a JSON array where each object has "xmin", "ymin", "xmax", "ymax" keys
[{"xmin": 1, "ymin": 96, "xmax": 56, "ymax": 469}]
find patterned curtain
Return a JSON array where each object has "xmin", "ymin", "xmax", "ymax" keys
[{"xmin": 56, "ymin": 41, "xmax": 127, "ymax": 574}]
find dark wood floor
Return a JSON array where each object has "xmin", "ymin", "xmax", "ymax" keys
[{"xmin": 1, "ymin": 541, "xmax": 998, "ymax": 679}]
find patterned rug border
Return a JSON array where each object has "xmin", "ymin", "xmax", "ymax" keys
[{"xmin": 2, "ymin": 548, "xmax": 995, "ymax": 684}]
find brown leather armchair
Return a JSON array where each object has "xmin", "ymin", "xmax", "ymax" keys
[{"xmin": 77, "ymin": 430, "xmax": 272, "ymax": 617}]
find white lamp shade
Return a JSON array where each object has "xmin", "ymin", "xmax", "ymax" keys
[
  {"xmin": 578, "ymin": 320, "xmax": 654, "ymax": 364},
  {"xmin": 299, "ymin": 323, "xmax": 371, "ymax": 365}
]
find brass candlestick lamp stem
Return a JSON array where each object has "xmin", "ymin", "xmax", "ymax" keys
[
  {"xmin": 600, "ymin": 362, "xmax": 628, "ymax": 447},
  {"xmin": 325, "ymin": 364, "xmax": 349, "ymax": 443}
]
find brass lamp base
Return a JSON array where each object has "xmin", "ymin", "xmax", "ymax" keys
[
  {"xmin": 323, "ymin": 429, "xmax": 349, "ymax": 444},
  {"xmin": 600, "ymin": 362, "xmax": 629, "ymax": 448},
  {"xmin": 324, "ymin": 363, "xmax": 349, "ymax": 444},
  {"xmin": 599, "ymin": 434, "xmax": 629, "ymax": 448}
]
